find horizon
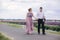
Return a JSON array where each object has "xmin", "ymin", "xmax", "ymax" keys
[{"xmin": 0, "ymin": 18, "xmax": 60, "ymax": 20}]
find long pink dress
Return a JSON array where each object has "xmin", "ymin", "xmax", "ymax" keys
[{"xmin": 26, "ymin": 13, "xmax": 34, "ymax": 34}]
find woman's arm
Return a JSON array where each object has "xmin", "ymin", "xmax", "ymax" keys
[
  {"xmin": 32, "ymin": 13, "xmax": 38, "ymax": 20},
  {"xmin": 25, "ymin": 13, "xmax": 28, "ymax": 22}
]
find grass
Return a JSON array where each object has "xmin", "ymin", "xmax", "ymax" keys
[
  {"xmin": 0, "ymin": 22, "xmax": 6, "ymax": 24},
  {"xmin": 46, "ymin": 30, "xmax": 60, "ymax": 35},
  {"xmin": 7, "ymin": 23, "xmax": 22, "ymax": 28},
  {"xmin": 0, "ymin": 32, "xmax": 13, "ymax": 40},
  {"xmin": 0, "ymin": 22, "xmax": 22, "ymax": 28}
]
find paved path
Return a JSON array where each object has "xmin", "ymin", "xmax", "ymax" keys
[{"xmin": 0, "ymin": 24, "xmax": 60, "ymax": 40}]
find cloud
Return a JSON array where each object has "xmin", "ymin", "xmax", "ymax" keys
[{"xmin": 0, "ymin": 0, "xmax": 60, "ymax": 20}]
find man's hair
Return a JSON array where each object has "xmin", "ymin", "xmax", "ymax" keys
[{"xmin": 40, "ymin": 7, "xmax": 42, "ymax": 9}]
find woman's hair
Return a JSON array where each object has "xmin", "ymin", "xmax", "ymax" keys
[
  {"xmin": 40, "ymin": 7, "xmax": 42, "ymax": 9},
  {"xmin": 28, "ymin": 8, "xmax": 32, "ymax": 12}
]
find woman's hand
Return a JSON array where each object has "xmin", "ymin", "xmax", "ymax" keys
[
  {"xmin": 34, "ymin": 16, "xmax": 38, "ymax": 20},
  {"xmin": 33, "ymin": 16, "xmax": 37, "ymax": 21}
]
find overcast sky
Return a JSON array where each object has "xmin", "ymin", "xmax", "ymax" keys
[{"xmin": 0, "ymin": 0, "xmax": 60, "ymax": 20}]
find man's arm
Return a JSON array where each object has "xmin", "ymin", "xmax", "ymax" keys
[{"xmin": 43, "ymin": 13, "xmax": 46, "ymax": 22}]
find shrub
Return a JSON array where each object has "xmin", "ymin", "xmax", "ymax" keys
[
  {"xmin": 50, "ymin": 27, "xmax": 56, "ymax": 31},
  {"xmin": 45, "ymin": 26, "xmax": 49, "ymax": 30},
  {"xmin": 34, "ymin": 24, "xmax": 60, "ymax": 32},
  {"xmin": 56, "ymin": 27, "xmax": 60, "ymax": 32}
]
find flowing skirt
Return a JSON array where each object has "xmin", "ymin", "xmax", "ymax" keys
[{"xmin": 26, "ymin": 17, "xmax": 34, "ymax": 34}]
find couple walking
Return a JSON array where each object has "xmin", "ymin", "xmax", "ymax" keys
[{"xmin": 26, "ymin": 7, "xmax": 46, "ymax": 35}]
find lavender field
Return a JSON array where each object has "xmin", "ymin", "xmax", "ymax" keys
[{"xmin": 45, "ymin": 21, "xmax": 60, "ymax": 26}]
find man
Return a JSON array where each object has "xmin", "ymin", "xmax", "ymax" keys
[{"xmin": 37, "ymin": 7, "xmax": 46, "ymax": 35}]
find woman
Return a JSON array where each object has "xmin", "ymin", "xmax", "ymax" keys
[{"xmin": 26, "ymin": 8, "xmax": 34, "ymax": 34}]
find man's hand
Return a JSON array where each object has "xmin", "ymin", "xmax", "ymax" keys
[{"xmin": 44, "ymin": 18, "xmax": 46, "ymax": 23}]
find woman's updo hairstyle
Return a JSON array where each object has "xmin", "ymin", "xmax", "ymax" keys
[{"xmin": 28, "ymin": 8, "xmax": 32, "ymax": 12}]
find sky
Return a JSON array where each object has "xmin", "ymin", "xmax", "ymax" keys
[{"xmin": 0, "ymin": 0, "xmax": 60, "ymax": 20}]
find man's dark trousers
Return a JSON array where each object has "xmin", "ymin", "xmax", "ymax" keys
[{"xmin": 38, "ymin": 19, "xmax": 45, "ymax": 34}]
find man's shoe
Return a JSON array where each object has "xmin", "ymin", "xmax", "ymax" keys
[
  {"xmin": 42, "ymin": 33, "xmax": 46, "ymax": 35},
  {"xmin": 38, "ymin": 33, "xmax": 40, "ymax": 35}
]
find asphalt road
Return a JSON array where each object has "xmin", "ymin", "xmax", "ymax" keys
[{"xmin": 0, "ymin": 24, "xmax": 60, "ymax": 40}]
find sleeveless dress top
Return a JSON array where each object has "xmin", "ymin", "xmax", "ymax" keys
[{"xmin": 27, "ymin": 13, "xmax": 33, "ymax": 17}]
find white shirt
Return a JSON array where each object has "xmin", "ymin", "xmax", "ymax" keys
[{"xmin": 37, "ymin": 12, "xmax": 44, "ymax": 19}]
